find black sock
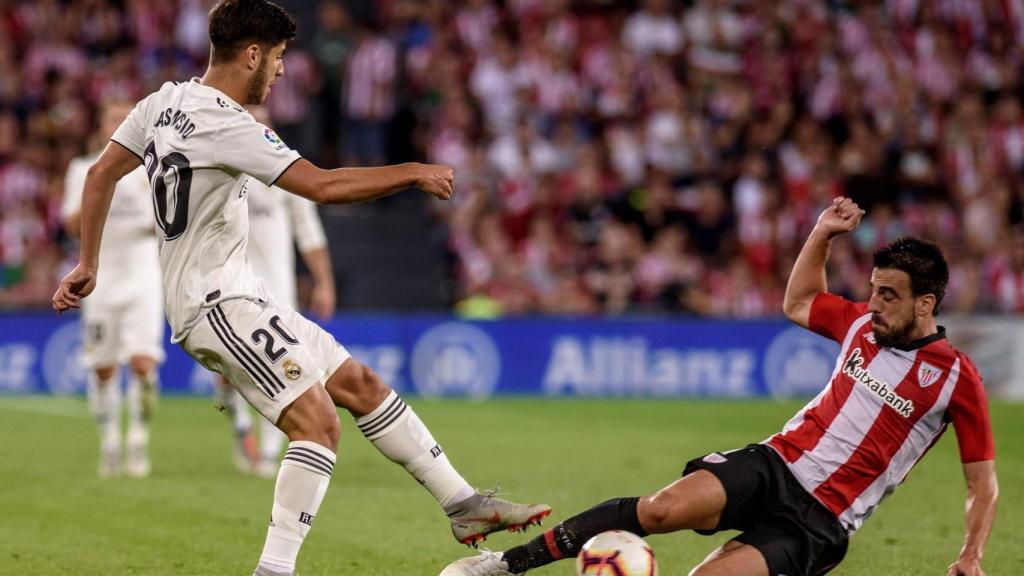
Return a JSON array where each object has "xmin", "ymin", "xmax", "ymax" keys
[{"xmin": 503, "ymin": 497, "xmax": 646, "ymax": 573}]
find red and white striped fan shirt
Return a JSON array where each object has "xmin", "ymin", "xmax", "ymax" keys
[{"xmin": 766, "ymin": 293, "xmax": 995, "ymax": 534}]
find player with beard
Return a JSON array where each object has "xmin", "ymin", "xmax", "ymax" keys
[
  {"xmin": 52, "ymin": 1, "xmax": 549, "ymax": 574},
  {"xmin": 441, "ymin": 197, "xmax": 998, "ymax": 576}
]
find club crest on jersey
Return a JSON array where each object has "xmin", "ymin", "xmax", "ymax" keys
[
  {"xmin": 282, "ymin": 359, "xmax": 302, "ymax": 381},
  {"xmin": 263, "ymin": 127, "xmax": 287, "ymax": 151},
  {"xmin": 843, "ymin": 348, "xmax": 915, "ymax": 418},
  {"xmin": 917, "ymin": 362, "xmax": 943, "ymax": 388},
  {"xmin": 702, "ymin": 452, "xmax": 727, "ymax": 464}
]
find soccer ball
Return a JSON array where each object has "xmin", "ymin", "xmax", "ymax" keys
[{"xmin": 576, "ymin": 530, "xmax": 657, "ymax": 576}]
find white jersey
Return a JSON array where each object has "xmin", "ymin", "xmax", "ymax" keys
[
  {"xmin": 246, "ymin": 181, "xmax": 327, "ymax": 309},
  {"xmin": 111, "ymin": 79, "xmax": 302, "ymax": 342},
  {"xmin": 62, "ymin": 153, "xmax": 161, "ymax": 306}
]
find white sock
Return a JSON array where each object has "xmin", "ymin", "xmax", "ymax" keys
[
  {"xmin": 260, "ymin": 417, "xmax": 286, "ymax": 462},
  {"xmin": 256, "ymin": 441, "xmax": 335, "ymax": 575},
  {"xmin": 88, "ymin": 371, "xmax": 121, "ymax": 455},
  {"xmin": 355, "ymin": 391, "xmax": 474, "ymax": 511},
  {"xmin": 125, "ymin": 372, "xmax": 151, "ymax": 453}
]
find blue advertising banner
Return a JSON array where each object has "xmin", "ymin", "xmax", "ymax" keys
[{"xmin": 0, "ymin": 313, "xmax": 839, "ymax": 398}]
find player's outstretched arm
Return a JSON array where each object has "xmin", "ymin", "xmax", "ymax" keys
[
  {"xmin": 275, "ymin": 159, "xmax": 453, "ymax": 205},
  {"xmin": 52, "ymin": 141, "xmax": 141, "ymax": 314},
  {"xmin": 947, "ymin": 460, "xmax": 998, "ymax": 576},
  {"xmin": 783, "ymin": 197, "xmax": 864, "ymax": 328}
]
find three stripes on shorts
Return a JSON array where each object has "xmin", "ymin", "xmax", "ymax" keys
[
  {"xmin": 357, "ymin": 394, "xmax": 409, "ymax": 441},
  {"xmin": 207, "ymin": 304, "xmax": 286, "ymax": 399}
]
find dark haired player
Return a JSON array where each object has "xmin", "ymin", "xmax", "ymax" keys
[
  {"xmin": 52, "ymin": 1, "xmax": 548, "ymax": 574},
  {"xmin": 443, "ymin": 197, "xmax": 997, "ymax": 576}
]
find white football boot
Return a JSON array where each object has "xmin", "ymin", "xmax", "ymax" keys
[
  {"xmin": 448, "ymin": 490, "xmax": 551, "ymax": 546},
  {"xmin": 440, "ymin": 550, "xmax": 518, "ymax": 576}
]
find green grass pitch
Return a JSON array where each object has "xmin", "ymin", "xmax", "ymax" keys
[{"xmin": 0, "ymin": 396, "xmax": 1020, "ymax": 575}]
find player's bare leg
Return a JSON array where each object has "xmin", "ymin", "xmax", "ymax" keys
[
  {"xmin": 125, "ymin": 355, "xmax": 158, "ymax": 477},
  {"xmin": 254, "ymin": 384, "xmax": 338, "ymax": 576},
  {"xmin": 218, "ymin": 376, "xmax": 260, "ymax": 473},
  {"xmin": 442, "ymin": 471, "xmax": 729, "ymax": 575},
  {"xmin": 88, "ymin": 364, "xmax": 121, "ymax": 478},
  {"xmin": 689, "ymin": 540, "xmax": 769, "ymax": 576},
  {"xmin": 324, "ymin": 359, "xmax": 551, "ymax": 545},
  {"xmin": 637, "ymin": 470, "xmax": 726, "ymax": 533}
]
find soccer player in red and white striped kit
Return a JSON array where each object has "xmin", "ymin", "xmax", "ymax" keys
[{"xmin": 443, "ymin": 196, "xmax": 998, "ymax": 576}]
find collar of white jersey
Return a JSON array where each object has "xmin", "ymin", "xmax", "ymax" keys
[{"xmin": 188, "ymin": 77, "xmax": 246, "ymax": 111}]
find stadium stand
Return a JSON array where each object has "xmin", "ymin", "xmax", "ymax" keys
[{"xmin": 1, "ymin": 0, "xmax": 1023, "ymax": 315}]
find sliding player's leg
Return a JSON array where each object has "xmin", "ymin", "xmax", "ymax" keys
[
  {"xmin": 323, "ymin": 358, "xmax": 551, "ymax": 545},
  {"xmin": 442, "ymin": 470, "xmax": 728, "ymax": 575},
  {"xmin": 688, "ymin": 541, "xmax": 769, "ymax": 576}
]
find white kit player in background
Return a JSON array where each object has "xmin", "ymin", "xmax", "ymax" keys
[
  {"xmin": 218, "ymin": 106, "xmax": 335, "ymax": 478},
  {"xmin": 62, "ymin": 100, "xmax": 165, "ymax": 478},
  {"xmin": 52, "ymin": 2, "xmax": 549, "ymax": 575}
]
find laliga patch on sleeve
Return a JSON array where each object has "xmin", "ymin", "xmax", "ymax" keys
[{"xmin": 263, "ymin": 127, "xmax": 288, "ymax": 151}]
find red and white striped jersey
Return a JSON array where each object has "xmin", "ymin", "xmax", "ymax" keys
[{"xmin": 766, "ymin": 293, "xmax": 995, "ymax": 534}]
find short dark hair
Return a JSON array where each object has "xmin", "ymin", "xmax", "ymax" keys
[
  {"xmin": 208, "ymin": 0, "xmax": 296, "ymax": 63},
  {"xmin": 873, "ymin": 237, "xmax": 949, "ymax": 313}
]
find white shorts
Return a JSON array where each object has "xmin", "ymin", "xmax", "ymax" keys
[
  {"xmin": 182, "ymin": 298, "xmax": 350, "ymax": 424},
  {"xmin": 81, "ymin": 292, "xmax": 166, "ymax": 368}
]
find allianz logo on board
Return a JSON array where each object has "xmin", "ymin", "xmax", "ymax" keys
[{"xmin": 543, "ymin": 336, "xmax": 757, "ymax": 396}]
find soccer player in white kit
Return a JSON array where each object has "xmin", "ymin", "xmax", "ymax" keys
[
  {"xmin": 62, "ymin": 100, "xmax": 165, "ymax": 478},
  {"xmin": 52, "ymin": 2, "xmax": 549, "ymax": 574},
  {"xmin": 219, "ymin": 106, "xmax": 334, "ymax": 478}
]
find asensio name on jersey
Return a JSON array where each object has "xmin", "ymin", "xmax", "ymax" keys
[{"xmin": 111, "ymin": 79, "xmax": 301, "ymax": 342}]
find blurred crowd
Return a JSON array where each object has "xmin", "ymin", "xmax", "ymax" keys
[{"xmin": 2, "ymin": 0, "xmax": 1024, "ymax": 317}]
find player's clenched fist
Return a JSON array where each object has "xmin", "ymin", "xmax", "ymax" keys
[
  {"xmin": 414, "ymin": 163, "xmax": 454, "ymax": 201},
  {"xmin": 52, "ymin": 264, "xmax": 97, "ymax": 314},
  {"xmin": 815, "ymin": 196, "xmax": 865, "ymax": 238}
]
